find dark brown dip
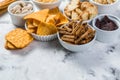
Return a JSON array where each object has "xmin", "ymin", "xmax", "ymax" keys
[{"xmin": 95, "ymin": 16, "xmax": 118, "ymax": 31}]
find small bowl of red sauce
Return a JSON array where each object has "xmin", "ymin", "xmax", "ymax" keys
[{"xmin": 92, "ymin": 14, "xmax": 120, "ymax": 43}]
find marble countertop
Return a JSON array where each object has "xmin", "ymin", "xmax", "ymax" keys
[{"xmin": 1, "ymin": 0, "xmax": 120, "ymax": 80}]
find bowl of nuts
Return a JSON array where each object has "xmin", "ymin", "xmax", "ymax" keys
[
  {"xmin": 57, "ymin": 21, "xmax": 96, "ymax": 52},
  {"xmin": 64, "ymin": 0, "xmax": 98, "ymax": 23},
  {"xmin": 8, "ymin": 1, "xmax": 34, "ymax": 27},
  {"xmin": 90, "ymin": 0, "xmax": 119, "ymax": 14}
]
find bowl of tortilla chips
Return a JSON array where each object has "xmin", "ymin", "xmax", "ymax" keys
[
  {"xmin": 32, "ymin": 0, "xmax": 61, "ymax": 9},
  {"xmin": 24, "ymin": 8, "xmax": 69, "ymax": 41}
]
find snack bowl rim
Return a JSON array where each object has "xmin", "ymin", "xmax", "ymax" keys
[
  {"xmin": 57, "ymin": 22, "xmax": 96, "ymax": 52},
  {"xmin": 8, "ymin": 1, "xmax": 34, "ymax": 16},
  {"xmin": 89, "ymin": 0, "xmax": 119, "ymax": 6},
  {"xmin": 32, "ymin": 0, "xmax": 61, "ymax": 5},
  {"xmin": 25, "ymin": 22, "xmax": 57, "ymax": 41}
]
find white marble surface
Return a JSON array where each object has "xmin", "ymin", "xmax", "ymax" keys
[{"xmin": 1, "ymin": 0, "xmax": 120, "ymax": 80}]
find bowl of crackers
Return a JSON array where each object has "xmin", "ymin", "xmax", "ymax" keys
[
  {"xmin": 90, "ymin": 0, "xmax": 119, "ymax": 14},
  {"xmin": 64, "ymin": 0, "xmax": 98, "ymax": 23},
  {"xmin": 24, "ymin": 8, "xmax": 69, "ymax": 41},
  {"xmin": 57, "ymin": 21, "xmax": 96, "ymax": 52},
  {"xmin": 32, "ymin": 0, "xmax": 61, "ymax": 9}
]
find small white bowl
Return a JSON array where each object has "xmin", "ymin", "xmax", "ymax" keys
[
  {"xmin": 32, "ymin": 0, "xmax": 61, "ymax": 9},
  {"xmin": 57, "ymin": 24, "xmax": 96, "ymax": 52},
  {"xmin": 8, "ymin": 1, "xmax": 34, "ymax": 27},
  {"xmin": 92, "ymin": 14, "xmax": 120, "ymax": 43},
  {"xmin": 25, "ymin": 23, "xmax": 57, "ymax": 41},
  {"xmin": 90, "ymin": 0, "xmax": 119, "ymax": 14}
]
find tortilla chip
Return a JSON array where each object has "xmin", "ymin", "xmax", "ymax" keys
[
  {"xmin": 55, "ymin": 12, "xmax": 69, "ymax": 27},
  {"xmin": 27, "ymin": 27, "xmax": 37, "ymax": 33},
  {"xmin": 26, "ymin": 19, "xmax": 36, "ymax": 29},
  {"xmin": 33, "ymin": 20, "xmax": 40, "ymax": 27},
  {"xmin": 49, "ymin": 7, "xmax": 60, "ymax": 15},
  {"xmin": 5, "ymin": 41, "xmax": 16, "ymax": 50},
  {"xmin": 46, "ymin": 15, "xmax": 56, "ymax": 24},
  {"xmin": 37, "ymin": 22, "xmax": 57, "ymax": 35},
  {"xmin": 24, "ymin": 9, "xmax": 49, "ymax": 22},
  {"xmin": 6, "ymin": 28, "xmax": 33, "ymax": 48}
]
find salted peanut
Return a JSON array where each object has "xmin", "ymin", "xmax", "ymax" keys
[
  {"xmin": 61, "ymin": 37, "xmax": 75, "ymax": 43},
  {"xmin": 63, "ymin": 35, "xmax": 75, "ymax": 39}
]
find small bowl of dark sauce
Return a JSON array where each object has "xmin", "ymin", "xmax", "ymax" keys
[{"xmin": 92, "ymin": 14, "xmax": 120, "ymax": 43}]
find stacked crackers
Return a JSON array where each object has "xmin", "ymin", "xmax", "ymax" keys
[
  {"xmin": 5, "ymin": 28, "xmax": 33, "ymax": 49},
  {"xmin": 0, "ymin": 0, "xmax": 15, "ymax": 15}
]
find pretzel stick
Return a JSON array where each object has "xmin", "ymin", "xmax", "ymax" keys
[
  {"xmin": 61, "ymin": 37, "xmax": 74, "ymax": 43},
  {"xmin": 59, "ymin": 31, "xmax": 72, "ymax": 35},
  {"xmin": 63, "ymin": 35, "xmax": 75, "ymax": 39},
  {"xmin": 75, "ymin": 27, "xmax": 93, "ymax": 44},
  {"xmin": 64, "ymin": 26, "xmax": 72, "ymax": 32}
]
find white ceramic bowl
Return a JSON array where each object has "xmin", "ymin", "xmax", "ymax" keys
[
  {"xmin": 25, "ymin": 23, "xmax": 57, "ymax": 41},
  {"xmin": 57, "ymin": 24, "xmax": 96, "ymax": 52},
  {"xmin": 89, "ymin": 0, "xmax": 119, "ymax": 14},
  {"xmin": 32, "ymin": 0, "xmax": 61, "ymax": 9},
  {"xmin": 92, "ymin": 14, "xmax": 120, "ymax": 43},
  {"xmin": 8, "ymin": 1, "xmax": 34, "ymax": 27}
]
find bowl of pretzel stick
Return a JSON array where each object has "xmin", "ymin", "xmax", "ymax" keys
[{"xmin": 57, "ymin": 21, "xmax": 96, "ymax": 52}]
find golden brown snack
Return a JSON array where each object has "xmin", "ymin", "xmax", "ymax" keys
[
  {"xmin": 37, "ymin": 22, "xmax": 57, "ymax": 35},
  {"xmin": 25, "ymin": 8, "xmax": 68, "ymax": 36},
  {"xmin": 24, "ymin": 9, "xmax": 49, "ymax": 22},
  {"xmin": 58, "ymin": 21, "xmax": 95, "ymax": 45},
  {"xmin": 0, "ymin": 8, "xmax": 7, "ymax": 15},
  {"xmin": 0, "ymin": 0, "xmax": 15, "ymax": 9},
  {"xmin": 5, "ymin": 41, "xmax": 16, "ymax": 50},
  {"xmin": 5, "ymin": 28, "xmax": 33, "ymax": 49},
  {"xmin": 93, "ymin": 0, "xmax": 116, "ymax": 4},
  {"xmin": 64, "ymin": 1, "xmax": 98, "ymax": 21}
]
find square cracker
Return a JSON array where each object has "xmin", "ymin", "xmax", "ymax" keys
[
  {"xmin": 6, "ymin": 28, "xmax": 33, "ymax": 48},
  {"xmin": 5, "ymin": 41, "xmax": 16, "ymax": 50}
]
